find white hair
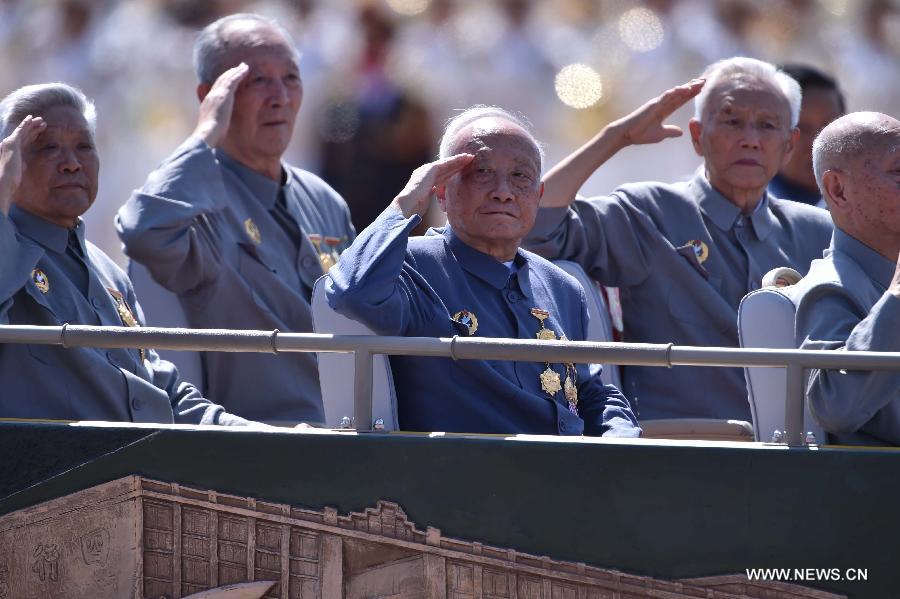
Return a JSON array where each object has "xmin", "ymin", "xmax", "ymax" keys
[
  {"xmin": 812, "ymin": 111, "xmax": 899, "ymax": 192},
  {"xmin": 438, "ymin": 105, "xmax": 544, "ymax": 165},
  {"xmin": 193, "ymin": 13, "xmax": 299, "ymax": 84},
  {"xmin": 693, "ymin": 57, "xmax": 802, "ymax": 128},
  {"xmin": 0, "ymin": 82, "xmax": 96, "ymax": 138}
]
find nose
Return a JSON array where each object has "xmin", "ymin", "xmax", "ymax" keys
[
  {"xmin": 492, "ymin": 174, "xmax": 515, "ymax": 202},
  {"xmin": 58, "ymin": 147, "xmax": 82, "ymax": 173},
  {"xmin": 267, "ymin": 78, "xmax": 288, "ymax": 107},
  {"xmin": 740, "ymin": 123, "xmax": 761, "ymax": 149}
]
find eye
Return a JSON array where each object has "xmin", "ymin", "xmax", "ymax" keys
[{"xmin": 78, "ymin": 142, "xmax": 94, "ymax": 151}]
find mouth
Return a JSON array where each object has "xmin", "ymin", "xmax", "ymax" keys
[
  {"xmin": 733, "ymin": 159, "xmax": 762, "ymax": 167},
  {"xmin": 261, "ymin": 120, "xmax": 288, "ymax": 127},
  {"xmin": 481, "ymin": 210, "xmax": 518, "ymax": 219},
  {"xmin": 53, "ymin": 183, "xmax": 87, "ymax": 191}
]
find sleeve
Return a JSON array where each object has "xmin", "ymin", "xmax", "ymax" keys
[
  {"xmin": 115, "ymin": 137, "xmax": 229, "ymax": 294},
  {"xmin": 0, "ymin": 214, "xmax": 43, "ymax": 323},
  {"xmin": 524, "ymin": 193, "xmax": 655, "ymax": 287},
  {"xmin": 129, "ymin": 286, "xmax": 250, "ymax": 427},
  {"xmin": 324, "ymin": 206, "xmax": 445, "ymax": 336},
  {"xmin": 570, "ymin": 292, "xmax": 641, "ymax": 437},
  {"xmin": 796, "ymin": 283, "xmax": 900, "ymax": 435}
]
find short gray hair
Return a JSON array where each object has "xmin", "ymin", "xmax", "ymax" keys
[
  {"xmin": 812, "ymin": 111, "xmax": 900, "ymax": 192},
  {"xmin": 438, "ymin": 105, "xmax": 544, "ymax": 165},
  {"xmin": 0, "ymin": 82, "xmax": 96, "ymax": 139},
  {"xmin": 694, "ymin": 57, "xmax": 802, "ymax": 128},
  {"xmin": 193, "ymin": 13, "xmax": 299, "ymax": 84}
]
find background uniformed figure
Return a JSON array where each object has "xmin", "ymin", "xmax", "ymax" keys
[
  {"xmin": 116, "ymin": 14, "xmax": 356, "ymax": 425},
  {"xmin": 525, "ymin": 57, "xmax": 833, "ymax": 422},
  {"xmin": 0, "ymin": 83, "xmax": 248, "ymax": 425},
  {"xmin": 326, "ymin": 107, "xmax": 639, "ymax": 437},
  {"xmin": 793, "ymin": 112, "xmax": 900, "ymax": 445}
]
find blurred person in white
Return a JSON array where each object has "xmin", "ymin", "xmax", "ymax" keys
[
  {"xmin": 116, "ymin": 13, "xmax": 355, "ymax": 425},
  {"xmin": 525, "ymin": 57, "xmax": 833, "ymax": 422},
  {"xmin": 769, "ymin": 63, "xmax": 846, "ymax": 208}
]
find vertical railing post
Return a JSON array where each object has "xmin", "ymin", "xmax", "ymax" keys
[
  {"xmin": 353, "ymin": 349, "xmax": 374, "ymax": 431},
  {"xmin": 784, "ymin": 363, "xmax": 805, "ymax": 446}
]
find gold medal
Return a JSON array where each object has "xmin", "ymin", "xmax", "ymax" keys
[
  {"xmin": 564, "ymin": 364, "xmax": 578, "ymax": 411},
  {"xmin": 244, "ymin": 218, "xmax": 261, "ymax": 245},
  {"xmin": 108, "ymin": 288, "xmax": 146, "ymax": 361},
  {"xmin": 32, "ymin": 269, "xmax": 49, "ymax": 293},
  {"xmin": 452, "ymin": 310, "xmax": 478, "ymax": 335},
  {"xmin": 308, "ymin": 233, "xmax": 335, "ymax": 273},
  {"xmin": 540, "ymin": 366, "xmax": 562, "ymax": 396},
  {"xmin": 687, "ymin": 239, "xmax": 709, "ymax": 264},
  {"xmin": 530, "ymin": 307, "xmax": 556, "ymax": 341}
]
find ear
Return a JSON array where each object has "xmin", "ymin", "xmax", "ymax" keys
[
  {"xmin": 688, "ymin": 119, "xmax": 703, "ymax": 157},
  {"xmin": 197, "ymin": 82, "xmax": 212, "ymax": 103},
  {"xmin": 821, "ymin": 169, "xmax": 849, "ymax": 215},
  {"xmin": 780, "ymin": 127, "xmax": 800, "ymax": 168},
  {"xmin": 435, "ymin": 184, "xmax": 448, "ymax": 213}
]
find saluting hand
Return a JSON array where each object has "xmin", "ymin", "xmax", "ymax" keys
[
  {"xmin": 193, "ymin": 62, "xmax": 250, "ymax": 148},
  {"xmin": 391, "ymin": 153, "xmax": 475, "ymax": 219},
  {"xmin": 0, "ymin": 115, "xmax": 46, "ymax": 217},
  {"xmin": 613, "ymin": 78, "xmax": 705, "ymax": 147}
]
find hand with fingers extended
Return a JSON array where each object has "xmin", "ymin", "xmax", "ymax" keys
[
  {"xmin": 391, "ymin": 153, "xmax": 475, "ymax": 219},
  {"xmin": 0, "ymin": 115, "xmax": 46, "ymax": 216},
  {"xmin": 612, "ymin": 79, "xmax": 705, "ymax": 147},
  {"xmin": 192, "ymin": 62, "xmax": 250, "ymax": 148}
]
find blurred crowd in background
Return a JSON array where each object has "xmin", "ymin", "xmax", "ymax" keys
[{"xmin": 1, "ymin": 0, "xmax": 899, "ymax": 265}]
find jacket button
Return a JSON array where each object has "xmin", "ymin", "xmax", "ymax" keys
[
  {"xmin": 131, "ymin": 397, "xmax": 141, "ymax": 411},
  {"xmin": 558, "ymin": 419, "xmax": 567, "ymax": 432},
  {"xmin": 301, "ymin": 256, "xmax": 316, "ymax": 269}
]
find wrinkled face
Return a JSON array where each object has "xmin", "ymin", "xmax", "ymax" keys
[
  {"xmin": 692, "ymin": 76, "xmax": 795, "ymax": 196},
  {"xmin": 439, "ymin": 120, "xmax": 542, "ymax": 256},
  {"xmin": 782, "ymin": 87, "xmax": 844, "ymax": 186},
  {"xmin": 16, "ymin": 105, "xmax": 98, "ymax": 227},
  {"xmin": 844, "ymin": 128, "xmax": 900, "ymax": 238},
  {"xmin": 217, "ymin": 23, "xmax": 302, "ymax": 164}
]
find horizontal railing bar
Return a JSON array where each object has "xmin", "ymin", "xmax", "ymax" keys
[{"xmin": 2, "ymin": 324, "xmax": 900, "ymax": 371}]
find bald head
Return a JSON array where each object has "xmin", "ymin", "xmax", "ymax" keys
[{"xmin": 813, "ymin": 112, "xmax": 900, "ymax": 192}]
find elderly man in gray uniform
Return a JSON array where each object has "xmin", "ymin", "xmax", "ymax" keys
[
  {"xmin": 117, "ymin": 14, "xmax": 355, "ymax": 425},
  {"xmin": 326, "ymin": 107, "xmax": 640, "ymax": 437},
  {"xmin": 0, "ymin": 83, "xmax": 249, "ymax": 425},
  {"xmin": 792, "ymin": 112, "xmax": 900, "ymax": 445},
  {"xmin": 526, "ymin": 57, "xmax": 833, "ymax": 421}
]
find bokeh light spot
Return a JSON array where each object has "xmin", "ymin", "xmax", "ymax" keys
[
  {"xmin": 555, "ymin": 64, "xmax": 604, "ymax": 109},
  {"xmin": 617, "ymin": 7, "xmax": 664, "ymax": 53},
  {"xmin": 386, "ymin": 0, "xmax": 431, "ymax": 16}
]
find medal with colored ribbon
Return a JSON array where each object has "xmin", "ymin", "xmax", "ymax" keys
[
  {"xmin": 107, "ymin": 288, "xmax": 146, "ymax": 361},
  {"xmin": 531, "ymin": 308, "xmax": 578, "ymax": 414},
  {"xmin": 532, "ymin": 308, "xmax": 561, "ymax": 397},
  {"xmin": 308, "ymin": 233, "xmax": 335, "ymax": 272}
]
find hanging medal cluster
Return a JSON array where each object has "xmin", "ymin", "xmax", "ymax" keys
[{"xmin": 530, "ymin": 308, "xmax": 578, "ymax": 415}]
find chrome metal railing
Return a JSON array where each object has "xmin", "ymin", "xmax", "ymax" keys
[{"xmin": 4, "ymin": 323, "xmax": 900, "ymax": 445}]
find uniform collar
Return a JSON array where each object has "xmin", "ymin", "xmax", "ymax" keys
[
  {"xmin": 832, "ymin": 227, "xmax": 896, "ymax": 291},
  {"xmin": 214, "ymin": 148, "xmax": 287, "ymax": 210},
  {"xmin": 9, "ymin": 204, "xmax": 86, "ymax": 254},
  {"xmin": 441, "ymin": 225, "xmax": 531, "ymax": 296},
  {"xmin": 693, "ymin": 170, "xmax": 775, "ymax": 240}
]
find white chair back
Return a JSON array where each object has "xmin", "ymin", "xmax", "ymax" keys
[
  {"xmin": 552, "ymin": 260, "xmax": 622, "ymax": 389},
  {"xmin": 311, "ymin": 276, "xmax": 399, "ymax": 431},
  {"xmin": 128, "ymin": 261, "xmax": 205, "ymax": 391},
  {"xmin": 738, "ymin": 272, "xmax": 825, "ymax": 443}
]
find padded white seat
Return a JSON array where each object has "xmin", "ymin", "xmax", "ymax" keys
[
  {"xmin": 128, "ymin": 261, "xmax": 204, "ymax": 391},
  {"xmin": 552, "ymin": 260, "xmax": 622, "ymax": 390},
  {"xmin": 311, "ymin": 276, "xmax": 399, "ymax": 431},
  {"xmin": 738, "ymin": 273, "xmax": 825, "ymax": 443}
]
